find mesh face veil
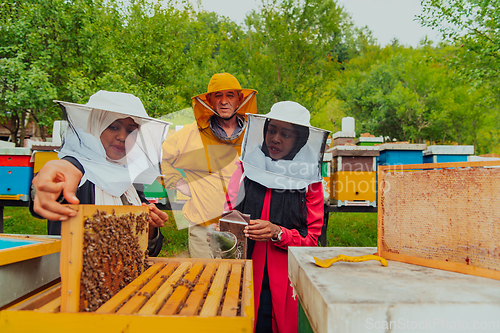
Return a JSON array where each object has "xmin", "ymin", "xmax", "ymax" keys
[
  {"xmin": 57, "ymin": 91, "xmax": 170, "ymax": 197},
  {"xmin": 240, "ymin": 101, "xmax": 330, "ymax": 190}
]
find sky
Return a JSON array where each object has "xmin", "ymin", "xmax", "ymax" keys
[{"xmin": 190, "ymin": 0, "xmax": 441, "ymax": 47}]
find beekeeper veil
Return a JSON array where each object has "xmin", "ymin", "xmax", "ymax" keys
[
  {"xmin": 56, "ymin": 90, "xmax": 170, "ymax": 197},
  {"xmin": 240, "ymin": 101, "xmax": 330, "ymax": 190}
]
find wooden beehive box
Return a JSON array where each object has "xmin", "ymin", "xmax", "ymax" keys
[
  {"xmin": 60, "ymin": 205, "xmax": 149, "ymax": 313},
  {"xmin": 0, "ymin": 147, "xmax": 34, "ymax": 201},
  {"xmin": 0, "ymin": 234, "xmax": 60, "ymax": 267},
  {"xmin": 327, "ymin": 146, "xmax": 379, "ymax": 206},
  {"xmin": 0, "ymin": 258, "xmax": 254, "ymax": 333},
  {"xmin": 377, "ymin": 160, "xmax": 500, "ymax": 280},
  {"xmin": 0, "ymin": 235, "xmax": 61, "ymax": 309}
]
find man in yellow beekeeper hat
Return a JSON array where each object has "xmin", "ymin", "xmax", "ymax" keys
[{"xmin": 162, "ymin": 73, "xmax": 258, "ymax": 258}]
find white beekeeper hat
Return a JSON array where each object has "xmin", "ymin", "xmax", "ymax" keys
[
  {"xmin": 240, "ymin": 101, "xmax": 330, "ymax": 190},
  {"xmin": 56, "ymin": 90, "xmax": 170, "ymax": 197}
]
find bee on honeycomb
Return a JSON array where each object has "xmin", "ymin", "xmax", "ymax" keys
[{"xmin": 80, "ymin": 209, "xmax": 149, "ymax": 312}]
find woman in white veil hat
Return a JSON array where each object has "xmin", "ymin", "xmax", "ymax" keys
[
  {"xmin": 31, "ymin": 90, "xmax": 170, "ymax": 257},
  {"xmin": 225, "ymin": 101, "xmax": 330, "ymax": 333}
]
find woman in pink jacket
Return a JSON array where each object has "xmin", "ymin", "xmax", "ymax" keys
[{"xmin": 225, "ymin": 101, "xmax": 330, "ymax": 333}]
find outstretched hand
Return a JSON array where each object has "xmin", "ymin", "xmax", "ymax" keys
[
  {"xmin": 244, "ymin": 219, "xmax": 281, "ymax": 242},
  {"xmin": 143, "ymin": 203, "xmax": 168, "ymax": 239},
  {"xmin": 32, "ymin": 159, "xmax": 82, "ymax": 221}
]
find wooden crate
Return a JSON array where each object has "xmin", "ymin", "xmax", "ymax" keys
[
  {"xmin": 329, "ymin": 146, "xmax": 379, "ymax": 173},
  {"xmin": 0, "ymin": 235, "xmax": 61, "ymax": 309},
  {"xmin": 377, "ymin": 143, "xmax": 426, "ymax": 166},
  {"xmin": 60, "ymin": 205, "xmax": 149, "ymax": 313},
  {"xmin": 0, "ymin": 258, "xmax": 254, "ymax": 333},
  {"xmin": 33, "ymin": 151, "xmax": 59, "ymax": 173},
  {"xmin": 328, "ymin": 146, "xmax": 379, "ymax": 206},
  {"xmin": 0, "ymin": 148, "xmax": 33, "ymax": 167},
  {"xmin": 0, "ymin": 155, "xmax": 33, "ymax": 167},
  {"xmin": 332, "ymin": 171, "xmax": 376, "ymax": 202},
  {"xmin": 377, "ymin": 160, "xmax": 500, "ymax": 280},
  {"xmin": 0, "ymin": 166, "xmax": 33, "ymax": 200},
  {"xmin": 0, "ymin": 235, "xmax": 60, "ymax": 267}
]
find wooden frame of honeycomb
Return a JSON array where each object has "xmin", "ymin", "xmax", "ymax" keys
[
  {"xmin": 1, "ymin": 258, "xmax": 254, "ymax": 333},
  {"xmin": 378, "ymin": 160, "xmax": 500, "ymax": 280},
  {"xmin": 59, "ymin": 205, "xmax": 149, "ymax": 313}
]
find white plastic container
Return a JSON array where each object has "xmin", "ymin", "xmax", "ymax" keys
[{"xmin": 341, "ymin": 117, "xmax": 355, "ymax": 133}]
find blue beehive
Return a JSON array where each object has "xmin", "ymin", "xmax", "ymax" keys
[
  {"xmin": 0, "ymin": 166, "xmax": 34, "ymax": 200},
  {"xmin": 0, "ymin": 148, "xmax": 33, "ymax": 201},
  {"xmin": 377, "ymin": 143, "xmax": 427, "ymax": 166},
  {"xmin": 422, "ymin": 145, "xmax": 474, "ymax": 163}
]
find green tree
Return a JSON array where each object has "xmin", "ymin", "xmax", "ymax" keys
[
  {"xmin": 418, "ymin": 0, "xmax": 500, "ymax": 92},
  {"xmin": 337, "ymin": 44, "xmax": 496, "ymax": 146},
  {"xmin": 221, "ymin": 0, "xmax": 364, "ymax": 114},
  {"xmin": 178, "ymin": 10, "xmax": 241, "ymax": 103},
  {"xmin": 0, "ymin": 0, "xmax": 124, "ymax": 141},
  {"xmin": 104, "ymin": 0, "xmax": 219, "ymax": 116},
  {"xmin": 0, "ymin": 55, "xmax": 56, "ymax": 145},
  {"xmin": 418, "ymin": 0, "xmax": 500, "ymax": 152}
]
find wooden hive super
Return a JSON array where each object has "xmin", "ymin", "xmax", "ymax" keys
[
  {"xmin": 0, "ymin": 258, "xmax": 254, "ymax": 333},
  {"xmin": 0, "ymin": 235, "xmax": 61, "ymax": 309},
  {"xmin": 377, "ymin": 161, "xmax": 500, "ymax": 280},
  {"xmin": 0, "ymin": 205, "xmax": 254, "ymax": 332}
]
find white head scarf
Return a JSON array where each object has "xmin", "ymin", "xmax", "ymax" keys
[
  {"xmin": 240, "ymin": 101, "xmax": 330, "ymax": 190},
  {"xmin": 57, "ymin": 90, "xmax": 170, "ymax": 198}
]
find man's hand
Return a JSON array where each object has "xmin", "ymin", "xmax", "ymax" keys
[
  {"xmin": 244, "ymin": 219, "xmax": 281, "ymax": 242},
  {"xmin": 32, "ymin": 159, "xmax": 82, "ymax": 221},
  {"xmin": 206, "ymin": 223, "xmax": 220, "ymax": 243},
  {"xmin": 176, "ymin": 178, "xmax": 192, "ymax": 197},
  {"xmin": 143, "ymin": 203, "xmax": 168, "ymax": 239}
]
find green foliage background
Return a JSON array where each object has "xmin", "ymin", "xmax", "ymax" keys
[{"xmin": 1, "ymin": 0, "xmax": 499, "ymax": 153}]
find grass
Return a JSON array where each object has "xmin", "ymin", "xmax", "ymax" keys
[
  {"xmin": 2, "ymin": 207, "xmax": 376, "ymax": 255},
  {"xmin": 2, "ymin": 206, "xmax": 47, "ymax": 235},
  {"xmin": 158, "ymin": 210, "xmax": 189, "ymax": 257},
  {"xmin": 326, "ymin": 212, "xmax": 377, "ymax": 247}
]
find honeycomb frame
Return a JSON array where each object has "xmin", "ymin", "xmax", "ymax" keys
[
  {"xmin": 59, "ymin": 205, "xmax": 149, "ymax": 312},
  {"xmin": 2, "ymin": 258, "xmax": 255, "ymax": 333},
  {"xmin": 377, "ymin": 160, "xmax": 500, "ymax": 280}
]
